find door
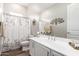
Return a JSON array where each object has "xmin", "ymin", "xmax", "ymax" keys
[
  {"xmin": 67, "ymin": 4, "xmax": 79, "ymax": 40},
  {"xmin": 34, "ymin": 42, "xmax": 50, "ymax": 56}
]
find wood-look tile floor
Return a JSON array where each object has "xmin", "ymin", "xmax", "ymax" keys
[{"xmin": 1, "ymin": 48, "xmax": 30, "ymax": 56}]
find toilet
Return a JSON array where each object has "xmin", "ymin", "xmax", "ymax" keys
[{"xmin": 20, "ymin": 41, "xmax": 29, "ymax": 51}]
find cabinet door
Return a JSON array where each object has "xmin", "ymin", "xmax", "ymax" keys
[
  {"xmin": 50, "ymin": 50, "xmax": 64, "ymax": 56},
  {"xmin": 34, "ymin": 42, "xmax": 50, "ymax": 56},
  {"xmin": 29, "ymin": 40, "xmax": 35, "ymax": 56}
]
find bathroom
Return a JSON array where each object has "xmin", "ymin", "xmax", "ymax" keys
[{"xmin": 0, "ymin": 3, "xmax": 79, "ymax": 56}]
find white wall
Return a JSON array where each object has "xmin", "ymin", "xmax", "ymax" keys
[
  {"xmin": 40, "ymin": 3, "xmax": 69, "ymax": 38},
  {"xmin": 3, "ymin": 3, "xmax": 28, "ymax": 16},
  {"xmin": 3, "ymin": 3, "xmax": 40, "ymax": 18},
  {"xmin": 0, "ymin": 3, "xmax": 3, "ymax": 55},
  {"xmin": 0, "ymin": 3, "xmax": 3, "ymax": 22},
  {"xmin": 29, "ymin": 15, "xmax": 39, "ymax": 36}
]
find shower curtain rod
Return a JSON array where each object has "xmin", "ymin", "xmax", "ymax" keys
[{"xmin": 3, "ymin": 12, "xmax": 30, "ymax": 19}]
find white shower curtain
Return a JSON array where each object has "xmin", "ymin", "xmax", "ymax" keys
[{"xmin": 2, "ymin": 13, "xmax": 30, "ymax": 52}]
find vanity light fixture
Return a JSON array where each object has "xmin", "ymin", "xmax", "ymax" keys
[{"xmin": 32, "ymin": 19, "xmax": 36, "ymax": 25}]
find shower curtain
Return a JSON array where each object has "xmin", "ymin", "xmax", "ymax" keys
[{"xmin": 2, "ymin": 13, "xmax": 30, "ymax": 52}]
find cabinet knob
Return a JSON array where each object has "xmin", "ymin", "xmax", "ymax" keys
[
  {"xmin": 47, "ymin": 51, "xmax": 49, "ymax": 56},
  {"xmin": 67, "ymin": 32, "xmax": 70, "ymax": 34}
]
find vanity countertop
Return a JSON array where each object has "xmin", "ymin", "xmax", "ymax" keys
[{"xmin": 29, "ymin": 35, "xmax": 79, "ymax": 56}]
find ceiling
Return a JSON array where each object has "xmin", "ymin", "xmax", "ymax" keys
[{"xmin": 19, "ymin": 3, "xmax": 55, "ymax": 14}]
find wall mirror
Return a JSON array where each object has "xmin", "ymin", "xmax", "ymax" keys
[
  {"xmin": 50, "ymin": 17, "xmax": 66, "ymax": 38},
  {"xmin": 39, "ymin": 3, "xmax": 68, "ymax": 39}
]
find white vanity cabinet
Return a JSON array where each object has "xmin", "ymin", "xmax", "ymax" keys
[
  {"xmin": 29, "ymin": 39, "xmax": 50, "ymax": 56},
  {"xmin": 29, "ymin": 39, "xmax": 64, "ymax": 56},
  {"xmin": 50, "ymin": 50, "xmax": 64, "ymax": 56},
  {"xmin": 29, "ymin": 40, "xmax": 35, "ymax": 56},
  {"xmin": 34, "ymin": 42, "xmax": 50, "ymax": 56},
  {"xmin": 29, "ymin": 36, "xmax": 79, "ymax": 56}
]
